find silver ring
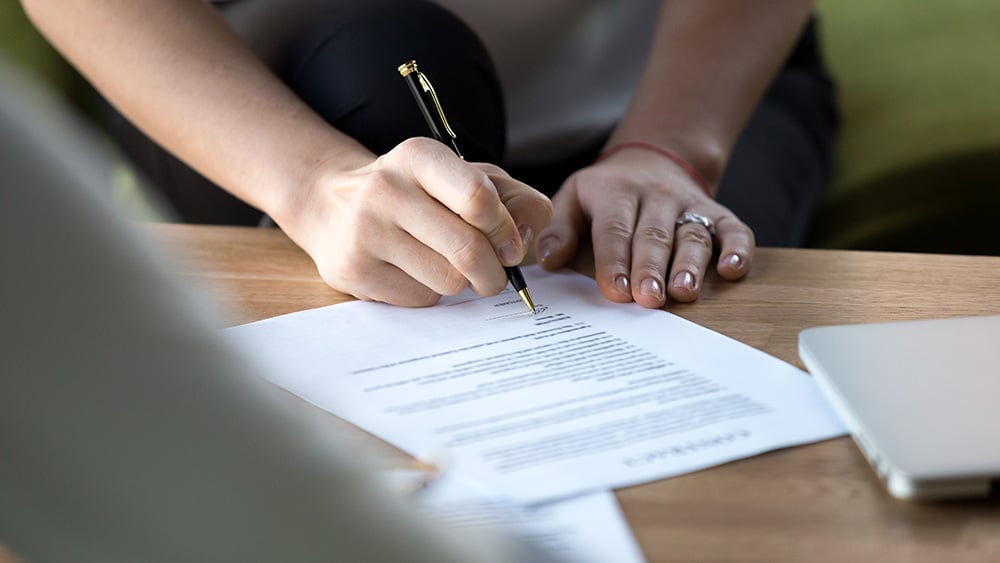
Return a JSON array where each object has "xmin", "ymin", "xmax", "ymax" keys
[{"xmin": 675, "ymin": 211, "xmax": 716, "ymax": 236}]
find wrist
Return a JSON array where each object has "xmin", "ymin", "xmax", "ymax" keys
[
  {"xmin": 269, "ymin": 144, "xmax": 374, "ymax": 237},
  {"xmin": 597, "ymin": 141, "xmax": 713, "ymax": 197},
  {"xmin": 601, "ymin": 135, "xmax": 726, "ymax": 196}
]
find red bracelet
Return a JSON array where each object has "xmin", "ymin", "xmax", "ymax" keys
[{"xmin": 597, "ymin": 141, "xmax": 713, "ymax": 198}]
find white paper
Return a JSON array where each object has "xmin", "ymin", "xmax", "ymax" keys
[
  {"xmin": 228, "ymin": 266, "xmax": 845, "ymax": 504},
  {"xmin": 411, "ymin": 473, "xmax": 644, "ymax": 563}
]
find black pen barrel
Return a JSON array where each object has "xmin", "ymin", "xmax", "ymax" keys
[
  {"xmin": 399, "ymin": 59, "xmax": 534, "ymax": 312},
  {"xmin": 401, "ymin": 73, "xmax": 444, "ymax": 143},
  {"xmin": 505, "ymin": 265, "xmax": 527, "ymax": 292}
]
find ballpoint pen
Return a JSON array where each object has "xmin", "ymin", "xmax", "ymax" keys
[{"xmin": 398, "ymin": 59, "xmax": 536, "ymax": 314}]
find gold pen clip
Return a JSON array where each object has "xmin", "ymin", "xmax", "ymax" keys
[{"xmin": 416, "ymin": 71, "xmax": 457, "ymax": 140}]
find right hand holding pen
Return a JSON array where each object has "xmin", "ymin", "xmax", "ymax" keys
[{"xmin": 285, "ymin": 138, "xmax": 553, "ymax": 306}]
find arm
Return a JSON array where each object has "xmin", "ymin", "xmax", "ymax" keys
[
  {"xmin": 537, "ymin": 1, "xmax": 813, "ymax": 307},
  {"xmin": 20, "ymin": 0, "xmax": 551, "ymax": 306},
  {"xmin": 611, "ymin": 1, "xmax": 813, "ymax": 186}
]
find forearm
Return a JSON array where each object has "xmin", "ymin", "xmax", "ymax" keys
[
  {"xmin": 608, "ymin": 0, "xmax": 814, "ymax": 188},
  {"xmin": 20, "ymin": 0, "xmax": 371, "ymax": 222}
]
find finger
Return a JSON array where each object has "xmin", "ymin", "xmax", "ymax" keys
[
  {"xmin": 590, "ymin": 191, "xmax": 640, "ymax": 303},
  {"xmin": 714, "ymin": 214, "xmax": 755, "ymax": 281},
  {"xmin": 666, "ymin": 220, "xmax": 715, "ymax": 303},
  {"xmin": 323, "ymin": 220, "xmax": 455, "ymax": 306},
  {"xmin": 629, "ymin": 197, "xmax": 682, "ymax": 308},
  {"xmin": 485, "ymin": 167, "xmax": 554, "ymax": 257},
  {"xmin": 356, "ymin": 260, "xmax": 444, "ymax": 308},
  {"xmin": 394, "ymin": 194, "xmax": 508, "ymax": 297},
  {"xmin": 535, "ymin": 181, "xmax": 586, "ymax": 271},
  {"xmin": 399, "ymin": 138, "xmax": 524, "ymax": 267}
]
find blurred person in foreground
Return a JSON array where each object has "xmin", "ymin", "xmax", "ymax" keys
[{"xmin": 0, "ymin": 61, "xmax": 553, "ymax": 563}]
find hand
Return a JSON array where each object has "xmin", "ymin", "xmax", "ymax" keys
[
  {"xmin": 534, "ymin": 147, "xmax": 754, "ymax": 308},
  {"xmin": 283, "ymin": 138, "xmax": 553, "ymax": 306}
]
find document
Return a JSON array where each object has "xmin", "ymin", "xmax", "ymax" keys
[
  {"xmin": 228, "ymin": 266, "xmax": 845, "ymax": 504},
  {"xmin": 412, "ymin": 474, "xmax": 644, "ymax": 563}
]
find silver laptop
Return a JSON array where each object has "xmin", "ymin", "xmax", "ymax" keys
[{"xmin": 799, "ymin": 315, "xmax": 1000, "ymax": 500}]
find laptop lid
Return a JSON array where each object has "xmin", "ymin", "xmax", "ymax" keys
[{"xmin": 799, "ymin": 315, "xmax": 1000, "ymax": 500}]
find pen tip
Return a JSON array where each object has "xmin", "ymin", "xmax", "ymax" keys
[{"xmin": 518, "ymin": 288, "xmax": 536, "ymax": 314}]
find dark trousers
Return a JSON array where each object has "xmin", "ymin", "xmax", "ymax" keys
[{"xmin": 103, "ymin": 0, "xmax": 838, "ymax": 247}]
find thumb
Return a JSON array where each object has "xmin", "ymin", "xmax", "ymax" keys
[{"xmin": 535, "ymin": 183, "xmax": 585, "ymax": 270}]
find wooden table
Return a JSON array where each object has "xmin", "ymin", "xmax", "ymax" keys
[{"xmin": 12, "ymin": 224, "xmax": 997, "ymax": 562}]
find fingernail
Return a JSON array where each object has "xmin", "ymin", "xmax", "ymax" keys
[
  {"xmin": 538, "ymin": 236, "xmax": 560, "ymax": 262},
  {"xmin": 614, "ymin": 274, "xmax": 630, "ymax": 294},
  {"xmin": 519, "ymin": 224, "xmax": 534, "ymax": 248},
  {"xmin": 499, "ymin": 240, "xmax": 520, "ymax": 265},
  {"xmin": 639, "ymin": 277, "xmax": 663, "ymax": 299},
  {"xmin": 672, "ymin": 271, "xmax": 696, "ymax": 291},
  {"xmin": 723, "ymin": 253, "xmax": 743, "ymax": 269}
]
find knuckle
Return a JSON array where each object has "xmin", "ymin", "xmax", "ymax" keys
[
  {"xmin": 678, "ymin": 226, "xmax": 714, "ymax": 249},
  {"xmin": 636, "ymin": 224, "xmax": 672, "ymax": 245},
  {"xmin": 396, "ymin": 136, "xmax": 434, "ymax": 156},
  {"xmin": 476, "ymin": 162, "xmax": 506, "ymax": 176},
  {"xmin": 457, "ymin": 173, "xmax": 498, "ymax": 218},
  {"xmin": 448, "ymin": 235, "xmax": 490, "ymax": 272},
  {"xmin": 602, "ymin": 219, "xmax": 634, "ymax": 243},
  {"xmin": 440, "ymin": 266, "xmax": 469, "ymax": 296}
]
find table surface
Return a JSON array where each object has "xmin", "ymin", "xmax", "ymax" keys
[{"xmin": 12, "ymin": 224, "xmax": 999, "ymax": 562}]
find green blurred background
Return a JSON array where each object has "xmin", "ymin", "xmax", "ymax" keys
[
  {"xmin": 4, "ymin": 1, "xmax": 999, "ymax": 254},
  {"xmin": 1, "ymin": 2, "xmax": 80, "ymax": 100},
  {"xmin": 1, "ymin": 1, "xmax": 163, "ymax": 221},
  {"xmin": 811, "ymin": 0, "xmax": 1000, "ymax": 255}
]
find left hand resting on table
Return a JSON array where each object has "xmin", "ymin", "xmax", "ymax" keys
[{"xmin": 534, "ymin": 146, "xmax": 754, "ymax": 308}]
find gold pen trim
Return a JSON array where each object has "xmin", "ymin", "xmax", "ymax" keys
[
  {"xmin": 416, "ymin": 72, "xmax": 457, "ymax": 140},
  {"xmin": 397, "ymin": 60, "xmax": 419, "ymax": 77},
  {"xmin": 397, "ymin": 60, "xmax": 457, "ymax": 140},
  {"xmin": 399, "ymin": 58, "xmax": 534, "ymax": 311},
  {"xmin": 517, "ymin": 288, "xmax": 536, "ymax": 314}
]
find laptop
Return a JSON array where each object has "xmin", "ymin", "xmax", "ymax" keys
[{"xmin": 798, "ymin": 315, "xmax": 1000, "ymax": 500}]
